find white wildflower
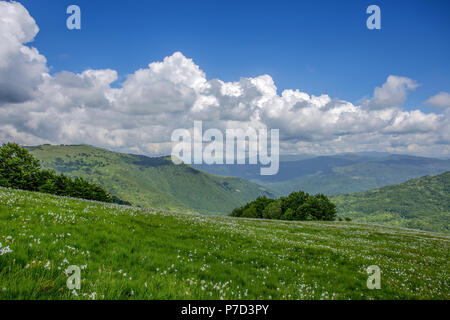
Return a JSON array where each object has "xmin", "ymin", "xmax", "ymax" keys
[{"xmin": 0, "ymin": 246, "xmax": 12, "ymax": 256}]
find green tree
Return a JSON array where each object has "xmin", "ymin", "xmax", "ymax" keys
[
  {"xmin": 241, "ymin": 205, "xmax": 258, "ymax": 218},
  {"xmin": 283, "ymin": 191, "xmax": 309, "ymax": 212},
  {"xmin": 251, "ymin": 196, "xmax": 275, "ymax": 218},
  {"xmin": 230, "ymin": 190, "xmax": 337, "ymax": 222},
  {"xmin": 262, "ymin": 201, "xmax": 283, "ymax": 219},
  {"xmin": 0, "ymin": 142, "xmax": 41, "ymax": 190},
  {"xmin": 0, "ymin": 142, "xmax": 115, "ymax": 203},
  {"xmin": 296, "ymin": 194, "xmax": 336, "ymax": 221},
  {"xmin": 230, "ymin": 207, "xmax": 244, "ymax": 217},
  {"xmin": 281, "ymin": 208, "xmax": 294, "ymax": 220}
]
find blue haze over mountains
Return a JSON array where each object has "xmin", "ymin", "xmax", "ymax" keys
[{"xmin": 194, "ymin": 153, "xmax": 450, "ymax": 196}]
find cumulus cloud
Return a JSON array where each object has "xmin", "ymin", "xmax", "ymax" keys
[
  {"xmin": 113, "ymin": 52, "xmax": 206, "ymax": 114},
  {"xmin": 0, "ymin": 1, "xmax": 47, "ymax": 103},
  {"xmin": 362, "ymin": 75, "xmax": 420, "ymax": 109},
  {"xmin": 0, "ymin": 1, "xmax": 448, "ymax": 157},
  {"xmin": 425, "ymin": 92, "xmax": 450, "ymax": 109}
]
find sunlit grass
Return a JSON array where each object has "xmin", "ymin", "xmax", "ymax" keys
[{"xmin": 0, "ymin": 187, "xmax": 448, "ymax": 300}]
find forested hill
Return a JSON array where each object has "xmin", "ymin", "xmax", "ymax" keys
[
  {"xmin": 331, "ymin": 172, "xmax": 450, "ymax": 233},
  {"xmin": 27, "ymin": 144, "xmax": 275, "ymax": 215}
]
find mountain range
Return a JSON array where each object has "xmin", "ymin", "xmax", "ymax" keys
[
  {"xmin": 26, "ymin": 144, "xmax": 449, "ymax": 233},
  {"xmin": 27, "ymin": 145, "xmax": 275, "ymax": 215},
  {"xmin": 194, "ymin": 153, "xmax": 450, "ymax": 195}
]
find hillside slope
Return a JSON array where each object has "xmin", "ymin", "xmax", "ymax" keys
[
  {"xmin": 0, "ymin": 188, "xmax": 448, "ymax": 299},
  {"xmin": 27, "ymin": 145, "xmax": 275, "ymax": 215},
  {"xmin": 331, "ymin": 172, "xmax": 450, "ymax": 233}
]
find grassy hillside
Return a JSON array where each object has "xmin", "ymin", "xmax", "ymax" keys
[
  {"xmin": 196, "ymin": 154, "xmax": 450, "ymax": 196},
  {"xmin": 331, "ymin": 172, "xmax": 450, "ymax": 234},
  {"xmin": 27, "ymin": 145, "xmax": 275, "ymax": 215},
  {"xmin": 0, "ymin": 187, "xmax": 448, "ymax": 299}
]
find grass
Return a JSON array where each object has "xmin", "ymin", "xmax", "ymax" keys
[{"xmin": 0, "ymin": 187, "xmax": 449, "ymax": 300}]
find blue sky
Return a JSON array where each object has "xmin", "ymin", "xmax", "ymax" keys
[
  {"xmin": 19, "ymin": 0, "xmax": 450, "ymax": 113},
  {"xmin": 1, "ymin": 0, "xmax": 449, "ymax": 156}
]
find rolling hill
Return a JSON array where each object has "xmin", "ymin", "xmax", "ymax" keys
[
  {"xmin": 195, "ymin": 154, "xmax": 450, "ymax": 195},
  {"xmin": 0, "ymin": 187, "xmax": 448, "ymax": 299},
  {"xmin": 331, "ymin": 172, "xmax": 450, "ymax": 234},
  {"xmin": 26, "ymin": 145, "xmax": 275, "ymax": 215}
]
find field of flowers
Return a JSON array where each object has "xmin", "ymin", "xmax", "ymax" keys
[{"xmin": 0, "ymin": 187, "xmax": 448, "ymax": 300}]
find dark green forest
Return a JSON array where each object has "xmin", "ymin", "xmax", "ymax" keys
[{"xmin": 230, "ymin": 191, "xmax": 336, "ymax": 221}]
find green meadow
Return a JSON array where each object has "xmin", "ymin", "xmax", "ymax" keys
[{"xmin": 0, "ymin": 187, "xmax": 448, "ymax": 300}]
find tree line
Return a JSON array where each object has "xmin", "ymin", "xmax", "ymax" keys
[
  {"xmin": 230, "ymin": 191, "xmax": 337, "ymax": 221},
  {"xmin": 0, "ymin": 142, "xmax": 123, "ymax": 204}
]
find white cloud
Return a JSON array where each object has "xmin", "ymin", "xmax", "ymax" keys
[
  {"xmin": 363, "ymin": 75, "xmax": 419, "ymax": 109},
  {"xmin": 113, "ymin": 52, "xmax": 206, "ymax": 114},
  {"xmin": 0, "ymin": 1, "xmax": 448, "ymax": 157},
  {"xmin": 0, "ymin": 1, "xmax": 47, "ymax": 103},
  {"xmin": 425, "ymin": 92, "xmax": 450, "ymax": 108}
]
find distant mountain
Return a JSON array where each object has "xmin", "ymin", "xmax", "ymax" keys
[
  {"xmin": 331, "ymin": 172, "xmax": 450, "ymax": 234},
  {"xmin": 195, "ymin": 154, "xmax": 450, "ymax": 195},
  {"xmin": 195, "ymin": 155, "xmax": 359, "ymax": 183},
  {"xmin": 335, "ymin": 151, "xmax": 391, "ymax": 158},
  {"xmin": 279, "ymin": 154, "xmax": 317, "ymax": 161},
  {"xmin": 27, "ymin": 145, "xmax": 275, "ymax": 215}
]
